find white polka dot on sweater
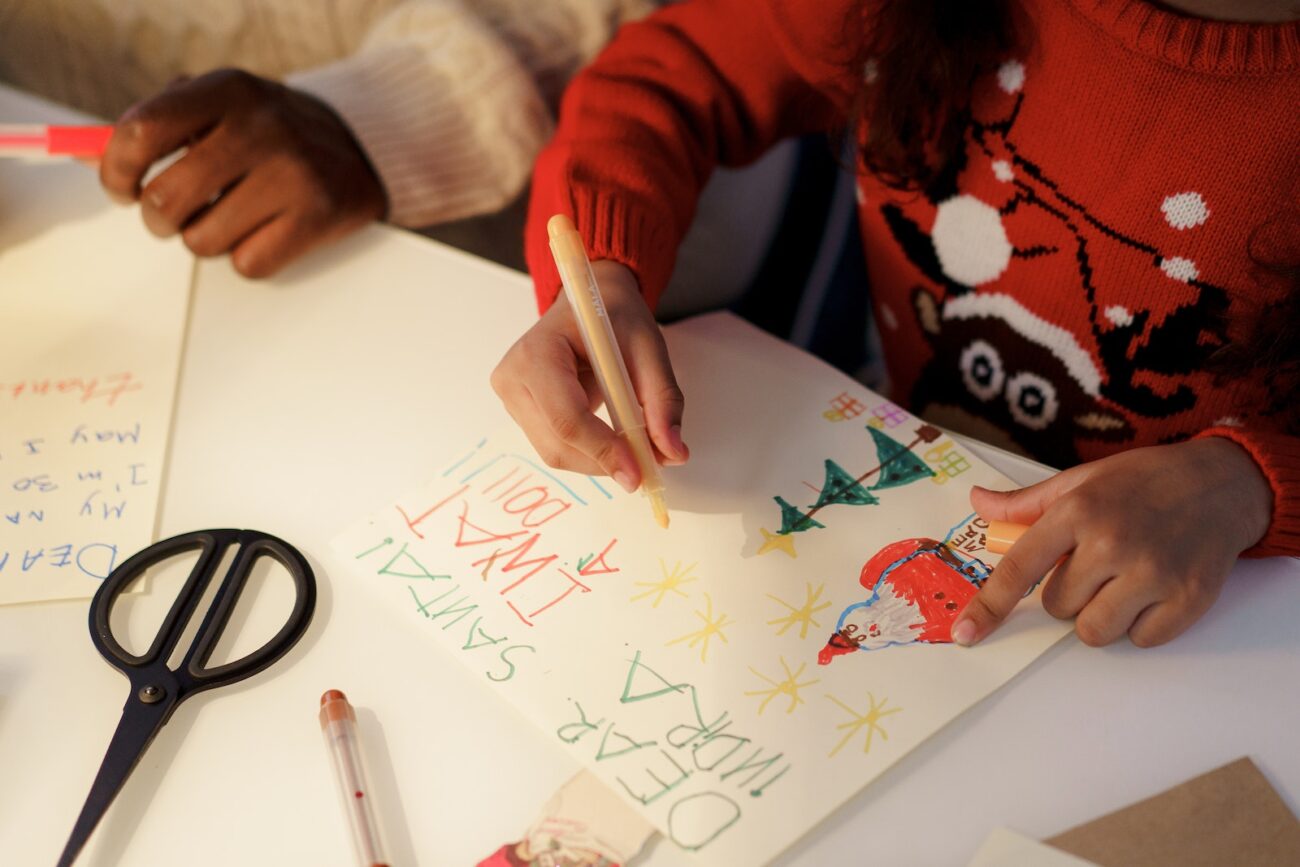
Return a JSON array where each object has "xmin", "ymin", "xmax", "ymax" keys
[
  {"xmin": 997, "ymin": 60, "xmax": 1025, "ymax": 93},
  {"xmin": 1161, "ymin": 192, "xmax": 1209, "ymax": 230},
  {"xmin": 1214, "ymin": 416, "xmax": 1243, "ymax": 427},
  {"xmin": 863, "ymin": 58, "xmax": 878, "ymax": 83},
  {"xmin": 855, "ymin": 181, "xmax": 866, "ymax": 206},
  {"xmin": 932, "ymin": 195, "xmax": 1013, "ymax": 286},
  {"xmin": 1160, "ymin": 257, "xmax": 1199, "ymax": 283},
  {"xmin": 1104, "ymin": 305, "xmax": 1133, "ymax": 327},
  {"xmin": 991, "ymin": 159, "xmax": 1014, "ymax": 182}
]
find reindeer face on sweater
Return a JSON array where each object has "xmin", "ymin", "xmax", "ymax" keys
[
  {"xmin": 872, "ymin": 60, "xmax": 1231, "ymax": 466},
  {"xmin": 909, "ymin": 287, "xmax": 1134, "ymax": 467}
]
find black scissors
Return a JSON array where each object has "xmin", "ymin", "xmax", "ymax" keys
[{"xmin": 58, "ymin": 528, "xmax": 316, "ymax": 867}]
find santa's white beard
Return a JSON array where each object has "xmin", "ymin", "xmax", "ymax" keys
[{"xmin": 846, "ymin": 582, "xmax": 925, "ymax": 650}]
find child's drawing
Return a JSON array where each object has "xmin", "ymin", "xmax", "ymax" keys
[
  {"xmin": 923, "ymin": 437, "xmax": 974, "ymax": 485},
  {"xmin": 765, "ymin": 582, "xmax": 831, "ymax": 640},
  {"xmin": 477, "ymin": 771, "xmax": 653, "ymax": 867},
  {"xmin": 758, "ymin": 424, "xmax": 943, "ymax": 558},
  {"xmin": 335, "ymin": 316, "xmax": 1077, "ymax": 867},
  {"xmin": 744, "ymin": 656, "xmax": 820, "ymax": 715},
  {"xmin": 818, "ymin": 530, "xmax": 992, "ymax": 665},
  {"xmin": 629, "ymin": 559, "xmax": 697, "ymax": 607},
  {"xmin": 824, "ymin": 692, "xmax": 902, "ymax": 757},
  {"xmin": 665, "ymin": 593, "xmax": 733, "ymax": 662},
  {"xmin": 823, "ymin": 392, "xmax": 867, "ymax": 422}
]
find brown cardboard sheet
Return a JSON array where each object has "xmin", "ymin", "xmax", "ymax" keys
[{"xmin": 1046, "ymin": 757, "xmax": 1300, "ymax": 867}]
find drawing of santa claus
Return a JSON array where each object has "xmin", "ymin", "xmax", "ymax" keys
[{"xmin": 818, "ymin": 537, "xmax": 990, "ymax": 665}]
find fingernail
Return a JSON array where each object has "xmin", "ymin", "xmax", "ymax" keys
[
  {"xmin": 669, "ymin": 425, "xmax": 687, "ymax": 456},
  {"xmin": 613, "ymin": 470, "xmax": 637, "ymax": 494},
  {"xmin": 951, "ymin": 619, "xmax": 977, "ymax": 646}
]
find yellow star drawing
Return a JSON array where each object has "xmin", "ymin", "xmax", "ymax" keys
[
  {"xmin": 744, "ymin": 657, "xmax": 820, "ymax": 715},
  {"xmin": 757, "ymin": 527, "xmax": 798, "ymax": 558},
  {"xmin": 825, "ymin": 692, "xmax": 903, "ymax": 757},
  {"xmin": 666, "ymin": 593, "xmax": 733, "ymax": 662},
  {"xmin": 766, "ymin": 582, "xmax": 831, "ymax": 640},
  {"xmin": 629, "ymin": 559, "xmax": 698, "ymax": 607}
]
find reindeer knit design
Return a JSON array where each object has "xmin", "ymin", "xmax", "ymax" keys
[{"xmin": 526, "ymin": 0, "xmax": 1300, "ymax": 557}]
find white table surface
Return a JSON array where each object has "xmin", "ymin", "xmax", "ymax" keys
[{"xmin": 2, "ymin": 84, "xmax": 1297, "ymax": 867}]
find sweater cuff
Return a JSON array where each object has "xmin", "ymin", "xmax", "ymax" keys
[
  {"xmin": 527, "ymin": 186, "xmax": 679, "ymax": 314},
  {"xmin": 288, "ymin": 46, "xmax": 548, "ymax": 229},
  {"xmin": 1196, "ymin": 426, "xmax": 1300, "ymax": 558}
]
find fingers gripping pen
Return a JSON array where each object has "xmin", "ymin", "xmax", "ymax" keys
[{"xmin": 547, "ymin": 214, "xmax": 670, "ymax": 528}]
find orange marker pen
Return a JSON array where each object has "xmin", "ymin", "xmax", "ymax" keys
[
  {"xmin": 319, "ymin": 690, "xmax": 389, "ymax": 867},
  {"xmin": 985, "ymin": 520, "xmax": 1030, "ymax": 555}
]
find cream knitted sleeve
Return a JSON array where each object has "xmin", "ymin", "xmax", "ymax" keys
[{"xmin": 286, "ymin": 0, "xmax": 657, "ymax": 229}]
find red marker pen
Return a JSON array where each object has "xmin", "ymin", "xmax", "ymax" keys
[
  {"xmin": 319, "ymin": 690, "xmax": 389, "ymax": 867},
  {"xmin": 0, "ymin": 124, "xmax": 114, "ymax": 158}
]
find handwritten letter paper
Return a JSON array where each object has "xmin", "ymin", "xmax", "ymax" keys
[
  {"xmin": 333, "ymin": 314, "xmax": 1072, "ymax": 864},
  {"xmin": 0, "ymin": 197, "xmax": 191, "ymax": 604}
]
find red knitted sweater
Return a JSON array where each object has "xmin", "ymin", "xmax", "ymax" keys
[{"xmin": 525, "ymin": 0, "xmax": 1300, "ymax": 557}]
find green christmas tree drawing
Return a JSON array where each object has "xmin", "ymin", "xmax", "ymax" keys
[
  {"xmin": 775, "ymin": 495, "xmax": 824, "ymax": 535},
  {"xmin": 867, "ymin": 427, "xmax": 936, "ymax": 490},
  {"xmin": 760, "ymin": 424, "xmax": 944, "ymax": 556},
  {"xmin": 813, "ymin": 459, "xmax": 880, "ymax": 509}
]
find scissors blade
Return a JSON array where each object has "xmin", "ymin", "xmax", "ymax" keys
[{"xmin": 58, "ymin": 692, "xmax": 174, "ymax": 867}]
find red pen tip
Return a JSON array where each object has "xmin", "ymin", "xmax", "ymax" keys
[{"xmin": 320, "ymin": 689, "xmax": 347, "ymax": 706}]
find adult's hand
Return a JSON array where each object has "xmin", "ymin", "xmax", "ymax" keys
[{"xmin": 101, "ymin": 68, "xmax": 385, "ymax": 277}]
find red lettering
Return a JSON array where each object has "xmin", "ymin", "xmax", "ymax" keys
[
  {"xmin": 577, "ymin": 538, "xmax": 620, "ymax": 577},
  {"xmin": 396, "ymin": 483, "xmax": 468, "ymax": 540},
  {"xmin": 454, "ymin": 501, "xmax": 527, "ymax": 548}
]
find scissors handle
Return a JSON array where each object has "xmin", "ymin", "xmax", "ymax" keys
[
  {"xmin": 62, "ymin": 530, "xmax": 315, "ymax": 866},
  {"xmin": 90, "ymin": 528, "xmax": 316, "ymax": 696}
]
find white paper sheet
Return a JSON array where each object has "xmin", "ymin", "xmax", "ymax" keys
[
  {"xmin": 0, "ymin": 159, "xmax": 192, "ymax": 604},
  {"xmin": 968, "ymin": 828, "xmax": 1098, "ymax": 867},
  {"xmin": 332, "ymin": 313, "xmax": 1073, "ymax": 864}
]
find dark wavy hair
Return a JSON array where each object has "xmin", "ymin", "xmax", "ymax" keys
[
  {"xmin": 1206, "ymin": 211, "xmax": 1300, "ymax": 429},
  {"xmin": 852, "ymin": 0, "xmax": 1024, "ymax": 190}
]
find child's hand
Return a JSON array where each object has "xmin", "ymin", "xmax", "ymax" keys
[
  {"xmin": 953, "ymin": 437, "xmax": 1272, "ymax": 648},
  {"xmin": 100, "ymin": 69, "xmax": 385, "ymax": 278},
  {"xmin": 490, "ymin": 261, "xmax": 688, "ymax": 492}
]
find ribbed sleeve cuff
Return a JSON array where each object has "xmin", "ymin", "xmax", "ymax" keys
[
  {"xmin": 288, "ymin": 46, "xmax": 549, "ymax": 229},
  {"xmin": 526, "ymin": 186, "xmax": 679, "ymax": 314},
  {"xmin": 1196, "ymin": 426, "xmax": 1300, "ymax": 559}
]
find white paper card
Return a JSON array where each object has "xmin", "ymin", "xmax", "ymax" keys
[
  {"xmin": 968, "ymin": 828, "xmax": 1098, "ymax": 867},
  {"xmin": 332, "ymin": 313, "xmax": 1072, "ymax": 864},
  {"xmin": 0, "ymin": 161, "xmax": 192, "ymax": 604}
]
